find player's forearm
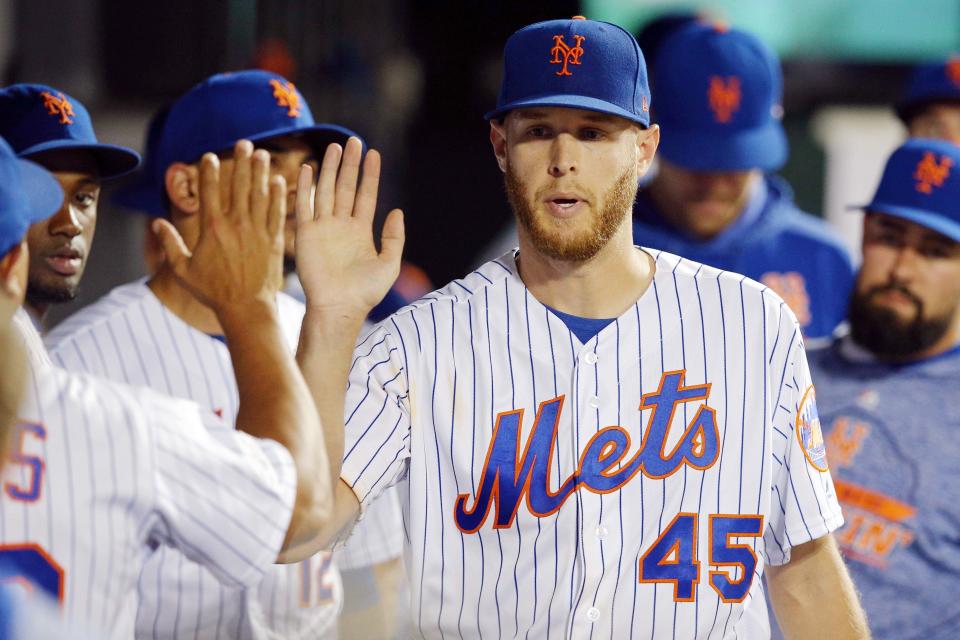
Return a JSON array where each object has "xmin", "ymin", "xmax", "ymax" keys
[
  {"xmin": 217, "ymin": 299, "xmax": 334, "ymax": 550},
  {"xmin": 296, "ymin": 306, "xmax": 366, "ymax": 490},
  {"xmin": 768, "ymin": 535, "xmax": 870, "ymax": 639}
]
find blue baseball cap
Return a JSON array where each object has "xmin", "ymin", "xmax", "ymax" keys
[
  {"xmin": 652, "ymin": 22, "xmax": 787, "ymax": 172},
  {"xmin": 110, "ymin": 104, "xmax": 170, "ymax": 217},
  {"xmin": 485, "ymin": 17, "xmax": 651, "ymax": 127},
  {"xmin": 0, "ymin": 136, "xmax": 64, "ymax": 257},
  {"xmin": 896, "ymin": 55, "xmax": 960, "ymax": 122},
  {"xmin": 0, "ymin": 84, "xmax": 141, "ymax": 179},
  {"xmin": 854, "ymin": 138, "xmax": 960, "ymax": 242},
  {"xmin": 157, "ymin": 70, "xmax": 359, "ymax": 188}
]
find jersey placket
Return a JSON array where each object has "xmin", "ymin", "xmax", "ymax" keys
[{"xmin": 568, "ymin": 339, "xmax": 611, "ymax": 635}]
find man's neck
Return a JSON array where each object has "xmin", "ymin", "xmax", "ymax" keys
[
  {"xmin": 516, "ymin": 226, "xmax": 655, "ymax": 319},
  {"xmin": 22, "ymin": 299, "xmax": 47, "ymax": 331},
  {"xmin": 147, "ymin": 268, "xmax": 224, "ymax": 335}
]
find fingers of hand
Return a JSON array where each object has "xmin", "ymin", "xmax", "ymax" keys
[
  {"xmin": 268, "ymin": 175, "xmax": 287, "ymax": 240},
  {"xmin": 295, "ymin": 164, "xmax": 315, "ymax": 225},
  {"xmin": 379, "ymin": 208, "xmax": 405, "ymax": 266},
  {"xmin": 353, "ymin": 148, "xmax": 381, "ymax": 221},
  {"xmin": 230, "ymin": 140, "xmax": 254, "ymax": 221},
  {"xmin": 152, "ymin": 218, "xmax": 191, "ymax": 276},
  {"xmin": 315, "ymin": 143, "xmax": 344, "ymax": 220},
  {"xmin": 333, "ymin": 137, "xmax": 364, "ymax": 218},
  {"xmin": 250, "ymin": 149, "xmax": 271, "ymax": 227},
  {"xmin": 198, "ymin": 153, "xmax": 222, "ymax": 227}
]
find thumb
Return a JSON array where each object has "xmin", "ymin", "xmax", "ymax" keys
[
  {"xmin": 152, "ymin": 218, "xmax": 192, "ymax": 276},
  {"xmin": 379, "ymin": 208, "xmax": 405, "ymax": 266}
]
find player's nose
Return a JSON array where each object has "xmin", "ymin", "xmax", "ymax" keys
[
  {"xmin": 48, "ymin": 205, "xmax": 84, "ymax": 237},
  {"xmin": 548, "ymin": 133, "xmax": 580, "ymax": 177}
]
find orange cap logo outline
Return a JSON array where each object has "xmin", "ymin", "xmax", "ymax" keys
[
  {"xmin": 550, "ymin": 34, "xmax": 586, "ymax": 77},
  {"xmin": 269, "ymin": 79, "xmax": 301, "ymax": 118},
  {"xmin": 708, "ymin": 76, "xmax": 741, "ymax": 124},
  {"xmin": 914, "ymin": 151, "xmax": 952, "ymax": 194},
  {"xmin": 946, "ymin": 55, "xmax": 960, "ymax": 88},
  {"xmin": 40, "ymin": 91, "xmax": 75, "ymax": 125}
]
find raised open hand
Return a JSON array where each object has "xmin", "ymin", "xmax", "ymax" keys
[
  {"xmin": 152, "ymin": 140, "xmax": 285, "ymax": 313},
  {"xmin": 294, "ymin": 137, "xmax": 404, "ymax": 320}
]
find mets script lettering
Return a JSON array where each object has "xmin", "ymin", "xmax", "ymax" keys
[{"xmin": 454, "ymin": 370, "xmax": 720, "ymax": 533}]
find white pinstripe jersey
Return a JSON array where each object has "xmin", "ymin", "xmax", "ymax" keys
[
  {"xmin": 2, "ymin": 316, "xmax": 297, "ymax": 639},
  {"xmin": 339, "ymin": 248, "xmax": 844, "ymax": 639},
  {"xmin": 45, "ymin": 282, "xmax": 403, "ymax": 639}
]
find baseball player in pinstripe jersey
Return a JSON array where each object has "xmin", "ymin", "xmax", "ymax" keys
[
  {"xmin": 290, "ymin": 17, "xmax": 870, "ymax": 638},
  {"xmin": 0, "ymin": 137, "xmax": 345, "ymax": 635},
  {"xmin": 46, "ymin": 71, "xmax": 405, "ymax": 639},
  {"xmin": 0, "ymin": 84, "xmax": 141, "ymax": 330}
]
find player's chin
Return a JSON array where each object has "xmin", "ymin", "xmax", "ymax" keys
[{"xmin": 28, "ymin": 275, "xmax": 79, "ymax": 304}]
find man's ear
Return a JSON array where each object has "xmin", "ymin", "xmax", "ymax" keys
[
  {"xmin": 0, "ymin": 241, "xmax": 27, "ymax": 301},
  {"xmin": 164, "ymin": 162, "xmax": 200, "ymax": 215},
  {"xmin": 636, "ymin": 124, "xmax": 660, "ymax": 177},
  {"xmin": 490, "ymin": 120, "xmax": 508, "ymax": 174}
]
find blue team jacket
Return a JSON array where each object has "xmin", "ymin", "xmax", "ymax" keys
[{"xmin": 632, "ymin": 175, "xmax": 854, "ymax": 339}]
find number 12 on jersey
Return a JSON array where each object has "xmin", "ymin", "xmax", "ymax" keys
[{"xmin": 638, "ymin": 513, "xmax": 764, "ymax": 603}]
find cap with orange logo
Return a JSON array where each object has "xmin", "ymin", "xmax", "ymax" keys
[
  {"xmin": 485, "ymin": 17, "xmax": 651, "ymax": 127},
  {"xmin": 156, "ymin": 70, "xmax": 359, "ymax": 198},
  {"xmin": 0, "ymin": 84, "xmax": 140, "ymax": 179},
  {"xmin": 896, "ymin": 54, "xmax": 960, "ymax": 123},
  {"xmin": 651, "ymin": 21, "xmax": 786, "ymax": 172},
  {"xmin": 854, "ymin": 138, "xmax": 960, "ymax": 242}
]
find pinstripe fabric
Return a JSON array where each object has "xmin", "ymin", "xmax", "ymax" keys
[
  {"xmin": 46, "ymin": 281, "xmax": 402, "ymax": 638},
  {"xmin": 2, "ymin": 320, "xmax": 296, "ymax": 639},
  {"xmin": 339, "ymin": 249, "xmax": 843, "ymax": 639},
  {"xmin": 47, "ymin": 283, "xmax": 338, "ymax": 639}
]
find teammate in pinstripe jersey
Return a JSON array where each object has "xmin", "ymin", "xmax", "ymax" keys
[
  {"xmin": 293, "ymin": 17, "xmax": 870, "ymax": 638},
  {"xmin": 0, "ymin": 138, "xmax": 343, "ymax": 636},
  {"xmin": 0, "ymin": 84, "xmax": 141, "ymax": 330},
  {"xmin": 46, "ymin": 71, "xmax": 405, "ymax": 639}
]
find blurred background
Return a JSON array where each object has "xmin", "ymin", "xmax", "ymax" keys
[{"xmin": 3, "ymin": 0, "xmax": 957, "ymax": 326}]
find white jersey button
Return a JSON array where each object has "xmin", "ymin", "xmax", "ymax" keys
[
  {"xmin": 583, "ymin": 352, "xmax": 598, "ymax": 365},
  {"xmin": 588, "ymin": 396, "xmax": 600, "ymax": 408},
  {"xmin": 595, "ymin": 525, "xmax": 608, "ymax": 540},
  {"xmin": 586, "ymin": 607, "xmax": 601, "ymax": 622}
]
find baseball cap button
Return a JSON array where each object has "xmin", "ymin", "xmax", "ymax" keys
[{"xmin": 571, "ymin": 15, "xmax": 587, "ymax": 20}]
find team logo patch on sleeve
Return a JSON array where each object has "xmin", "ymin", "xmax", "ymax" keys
[{"xmin": 796, "ymin": 385, "xmax": 828, "ymax": 472}]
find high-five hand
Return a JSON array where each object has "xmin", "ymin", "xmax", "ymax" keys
[
  {"xmin": 153, "ymin": 139, "xmax": 286, "ymax": 314},
  {"xmin": 294, "ymin": 136, "xmax": 404, "ymax": 322}
]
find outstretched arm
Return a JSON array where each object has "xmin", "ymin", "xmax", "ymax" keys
[
  {"xmin": 153, "ymin": 140, "xmax": 332, "ymax": 561},
  {"xmin": 293, "ymin": 137, "xmax": 405, "ymax": 549}
]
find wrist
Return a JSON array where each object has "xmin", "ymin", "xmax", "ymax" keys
[{"xmin": 216, "ymin": 296, "xmax": 278, "ymax": 336}]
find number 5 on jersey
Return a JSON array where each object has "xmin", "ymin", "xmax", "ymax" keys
[{"xmin": 639, "ymin": 513, "xmax": 764, "ymax": 602}]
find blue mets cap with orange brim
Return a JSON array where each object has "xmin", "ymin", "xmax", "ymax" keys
[
  {"xmin": 853, "ymin": 138, "xmax": 960, "ymax": 243},
  {"xmin": 0, "ymin": 135, "xmax": 64, "ymax": 257},
  {"xmin": 0, "ymin": 84, "xmax": 141, "ymax": 179},
  {"xmin": 485, "ymin": 17, "xmax": 651, "ymax": 127}
]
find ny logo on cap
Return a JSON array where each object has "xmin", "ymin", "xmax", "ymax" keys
[
  {"xmin": 269, "ymin": 79, "xmax": 301, "ymax": 117},
  {"xmin": 550, "ymin": 35, "xmax": 585, "ymax": 77},
  {"xmin": 708, "ymin": 76, "xmax": 740, "ymax": 123},
  {"xmin": 40, "ymin": 91, "xmax": 75, "ymax": 125},
  {"xmin": 914, "ymin": 151, "xmax": 953, "ymax": 194},
  {"xmin": 947, "ymin": 56, "xmax": 960, "ymax": 88}
]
